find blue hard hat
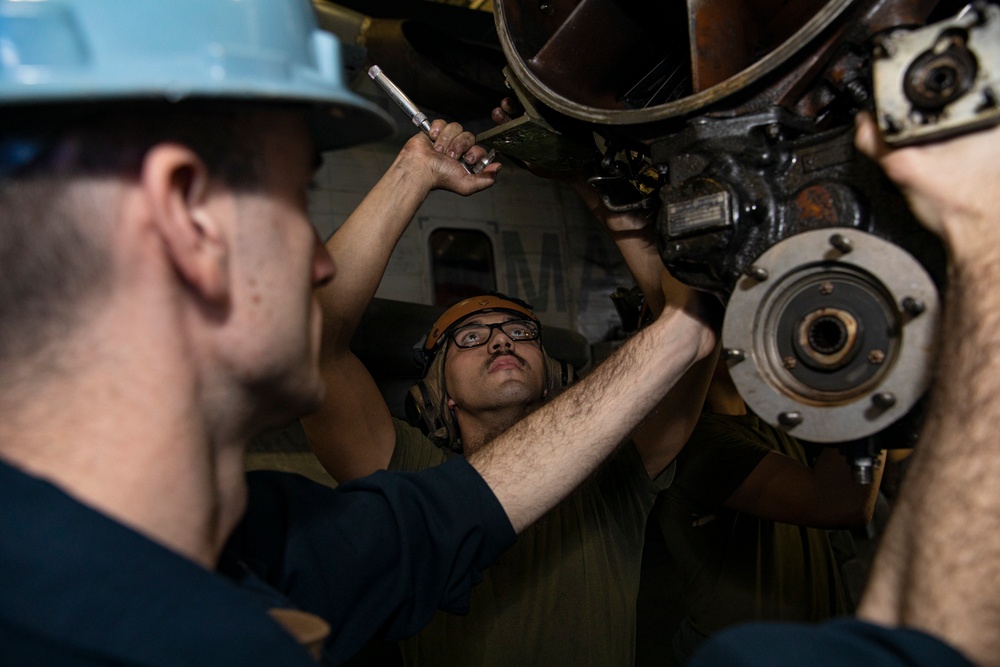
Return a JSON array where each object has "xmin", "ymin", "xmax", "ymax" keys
[{"xmin": 0, "ymin": 0, "xmax": 394, "ymax": 150}]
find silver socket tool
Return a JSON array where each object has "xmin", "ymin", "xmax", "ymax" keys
[{"xmin": 368, "ymin": 65, "xmax": 496, "ymax": 174}]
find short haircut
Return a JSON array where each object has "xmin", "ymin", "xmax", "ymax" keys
[{"xmin": 0, "ymin": 101, "xmax": 272, "ymax": 372}]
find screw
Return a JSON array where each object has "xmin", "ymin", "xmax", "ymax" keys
[
  {"xmin": 872, "ymin": 392, "xmax": 897, "ymax": 409},
  {"xmin": 539, "ymin": 1, "xmax": 551, "ymax": 11},
  {"xmin": 902, "ymin": 297, "xmax": 926, "ymax": 316},
  {"xmin": 846, "ymin": 79, "xmax": 870, "ymax": 105},
  {"xmin": 782, "ymin": 356, "xmax": 798, "ymax": 370},
  {"xmin": 747, "ymin": 266, "xmax": 769, "ymax": 281},
  {"xmin": 829, "ymin": 233, "xmax": 853, "ymax": 254},
  {"xmin": 868, "ymin": 349, "xmax": 886, "ymax": 364},
  {"xmin": 979, "ymin": 86, "xmax": 997, "ymax": 111},
  {"xmin": 853, "ymin": 458, "xmax": 874, "ymax": 485},
  {"xmin": 818, "ymin": 281, "xmax": 834, "ymax": 295},
  {"xmin": 778, "ymin": 411, "xmax": 804, "ymax": 426},
  {"xmin": 723, "ymin": 348, "xmax": 746, "ymax": 363}
]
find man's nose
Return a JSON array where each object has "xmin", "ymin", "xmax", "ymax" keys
[{"xmin": 488, "ymin": 327, "xmax": 514, "ymax": 350}]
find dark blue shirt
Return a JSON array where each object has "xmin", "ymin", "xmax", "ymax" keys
[
  {"xmin": 687, "ymin": 618, "xmax": 974, "ymax": 666},
  {"xmin": 0, "ymin": 457, "xmax": 514, "ymax": 666}
]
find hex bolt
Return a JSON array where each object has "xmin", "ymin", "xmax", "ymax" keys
[
  {"xmin": 829, "ymin": 233, "xmax": 853, "ymax": 254},
  {"xmin": 782, "ymin": 356, "xmax": 798, "ymax": 370},
  {"xmin": 868, "ymin": 349, "xmax": 886, "ymax": 364},
  {"xmin": 778, "ymin": 411, "xmax": 804, "ymax": 426},
  {"xmin": 872, "ymin": 392, "xmax": 897, "ymax": 409},
  {"xmin": 746, "ymin": 266, "xmax": 769, "ymax": 281},
  {"xmin": 902, "ymin": 297, "xmax": 926, "ymax": 316},
  {"xmin": 818, "ymin": 281, "xmax": 834, "ymax": 296},
  {"xmin": 853, "ymin": 458, "xmax": 874, "ymax": 485},
  {"xmin": 723, "ymin": 348, "xmax": 746, "ymax": 363}
]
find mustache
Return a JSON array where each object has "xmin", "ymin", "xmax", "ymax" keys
[{"xmin": 484, "ymin": 350, "xmax": 527, "ymax": 371}]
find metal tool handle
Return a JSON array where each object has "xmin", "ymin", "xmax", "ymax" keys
[
  {"xmin": 367, "ymin": 65, "xmax": 496, "ymax": 173},
  {"xmin": 368, "ymin": 65, "xmax": 431, "ymax": 134}
]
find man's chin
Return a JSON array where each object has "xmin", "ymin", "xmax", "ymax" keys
[{"xmin": 489, "ymin": 379, "xmax": 546, "ymax": 407}]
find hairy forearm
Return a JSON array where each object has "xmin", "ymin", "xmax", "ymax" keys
[
  {"xmin": 469, "ymin": 306, "xmax": 713, "ymax": 532},
  {"xmin": 859, "ymin": 251, "xmax": 1000, "ymax": 665}
]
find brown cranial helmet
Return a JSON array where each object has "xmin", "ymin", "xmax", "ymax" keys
[{"xmin": 407, "ymin": 293, "xmax": 575, "ymax": 453}]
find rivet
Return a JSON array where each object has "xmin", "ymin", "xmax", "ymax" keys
[
  {"xmin": 724, "ymin": 348, "xmax": 746, "ymax": 363},
  {"xmin": 902, "ymin": 297, "xmax": 926, "ymax": 316},
  {"xmin": 872, "ymin": 392, "xmax": 897, "ymax": 409},
  {"xmin": 778, "ymin": 411, "xmax": 804, "ymax": 426},
  {"xmin": 829, "ymin": 233, "xmax": 853, "ymax": 254}
]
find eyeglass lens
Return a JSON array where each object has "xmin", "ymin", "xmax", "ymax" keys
[{"xmin": 453, "ymin": 320, "xmax": 539, "ymax": 348}]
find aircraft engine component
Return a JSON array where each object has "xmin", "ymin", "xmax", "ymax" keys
[
  {"xmin": 651, "ymin": 108, "xmax": 946, "ymax": 446},
  {"xmin": 721, "ymin": 229, "xmax": 939, "ymax": 444},
  {"xmin": 873, "ymin": 0, "xmax": 1000, "ymax": 145},
  {"xmin": 485, "ymin": 0, "xmax": 970, "ymax": 449}
]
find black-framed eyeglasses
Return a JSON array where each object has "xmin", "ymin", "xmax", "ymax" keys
[{"xmin": 450, "ymin": 319, "xmax": 540, "ymax": 349}]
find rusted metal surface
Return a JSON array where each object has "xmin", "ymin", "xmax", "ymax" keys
[
  {"xmin": 492, "ymin": 0, "xmax": 945, "ymax": 130},
  {"xmin": 687, "ymin": 0, "xmax": 831, "ymax": 92},
  {"xmin": 495, "ymin": 0, "xmax": 857, "ymax": 125}
]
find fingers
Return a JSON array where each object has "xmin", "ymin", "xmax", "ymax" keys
[
  {"xmin": 428, "ymin": 119, "xmax": 483, "ymax": 162},
  {"xmin": 401, "ymin": 119, "xmax": 502, "ymax": 194},
  {"xmin": 491, "ymin": 97, "xmax": 523, "ymax": 126},
  {"xmin": 491, "ymin": 106, "xmax": 511, "ymax": 126},
  {"xmin": 501, "ymin": 96, "xmax": 522, "ymax": 116}
]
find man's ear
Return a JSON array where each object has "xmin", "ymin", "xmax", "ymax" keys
[{"xmin": 140, "ymin": 143, "xmax": 230, "ymax": 306}]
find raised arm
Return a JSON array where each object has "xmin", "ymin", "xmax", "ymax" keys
[
  {"xmin": 302, "ymin": 122, "xmax": 499, "ymax": 481},
  {"xmin": 853, "ymin": 114, "xmax": 1000, "ymax": 665},
  {"xmin": 570, "ymin": 179, "xmax": 719, "ymax": 478},
  {"xmin": 471, "ymin": 269, "xmax": 718, "ymax": 532}
]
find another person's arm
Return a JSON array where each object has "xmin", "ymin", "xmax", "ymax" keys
[
  {"xmin": 471, "ymin": 268, "xmax": 717, "ymax": 532},
  {"xmin": 852, "ymin": 115, "xmax": 1000, "ymax": 665},
  {"xmin": 724, "ymin": 446, "xmax": 885, "ymax": 529},
  {"xmin": 301, "ymin": 122, "xmax": 498, "ymax": 481},
  {"xmin": 571, "ymin": 179, "xmax": 719, "ymax": 478},
  {"xmin": 493, "ymin": 97, "xmax": 718, "ymax": 478}
]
